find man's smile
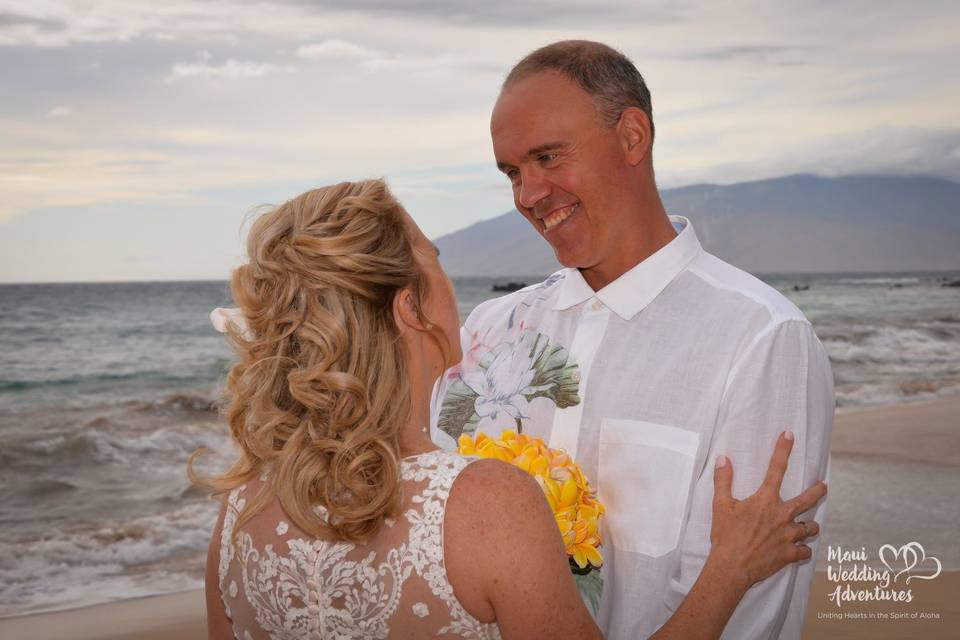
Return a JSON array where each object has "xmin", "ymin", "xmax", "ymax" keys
[{"xmin": 540, "ymin": 202, "xmax": 579, "ymax": 231}]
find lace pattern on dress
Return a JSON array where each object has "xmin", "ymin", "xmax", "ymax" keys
[{"xmin": 219, "ymin": 450, "xmax": 501, "ymax": 640}]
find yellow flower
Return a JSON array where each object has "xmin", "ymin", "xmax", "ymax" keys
[{"xmin": 458, "ymin": 430, "xmax": 605, "ymax": 571}]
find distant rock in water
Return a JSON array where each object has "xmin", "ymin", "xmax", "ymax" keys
[
  {"xmin": 793, "ymin": 284, "xmax": 810, "ymax": 291},
  {"xmin": 942, "ymin": 279, "xmax": 960, "ymax": 288},
  {"xmin": 492, "ymin": 281, "xmax": 528, "ymax": 292},
  {"xmin": 434, "ymin": 174, "xmax": 960, "ymax": 276}
]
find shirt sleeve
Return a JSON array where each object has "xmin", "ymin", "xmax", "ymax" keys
[{"xmin": 664, "ymin": 319, "xmax": 834, "ymax": 639}]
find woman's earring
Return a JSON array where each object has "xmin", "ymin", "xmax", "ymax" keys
[{"xmin": 425, "ymin": 323, "xmax": 434, "ymax": 330}]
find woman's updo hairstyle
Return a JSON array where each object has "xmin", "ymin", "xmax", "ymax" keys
[{"xmin": 194, "ymin": 179, "xmax": 430, "ymax": 543}]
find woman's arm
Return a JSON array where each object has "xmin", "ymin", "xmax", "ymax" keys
[
  {"xmin": 205, "ymin": 498, "xmax": 235, "ymax": 640},
  {"xmin": 446, "ymin": 432, "xmax": 825, "ymax": 640},
  {"xmin": 445, "ymin": 458, "xmax": 603, "ymax": 640}
]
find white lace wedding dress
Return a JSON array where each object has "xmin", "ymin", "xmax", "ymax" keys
[{"xmin": 218, "ymin": 449, "xmax": 503, "ymax": 639}]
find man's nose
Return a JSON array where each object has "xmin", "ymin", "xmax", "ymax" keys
[{"xmin": 516, "ymin": 167, "xmax": 550, "ymax": 211}]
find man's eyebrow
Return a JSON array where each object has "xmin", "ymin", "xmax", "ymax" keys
[
  {"xmin": 496, "ymin": 141, "xmax": 569, "ymax": 173},
  {"xmin": 526, "ymin": 141, "xmax": 567, "ymax": 157}
]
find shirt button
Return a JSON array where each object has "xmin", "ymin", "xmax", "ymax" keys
[{"xmin": 591, "ymin": 300, "xmax": 603, "ymax": 311}]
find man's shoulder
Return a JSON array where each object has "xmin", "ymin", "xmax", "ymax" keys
[
  {"xmin": 685, "ymin": 251, "xmax": 808, "ymax": 327},
  {"xmin": 464, "ymin": 270, "xmax": 566, "ymax": 329}
]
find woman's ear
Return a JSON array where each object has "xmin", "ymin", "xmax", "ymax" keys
[{"xmin": 393, "ymin": 287, "xmax": 423, "ymax": 333}]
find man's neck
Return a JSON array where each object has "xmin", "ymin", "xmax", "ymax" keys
[{"xmin": 580, "ymin": 211, "xmax": 677, "ymax": 291}]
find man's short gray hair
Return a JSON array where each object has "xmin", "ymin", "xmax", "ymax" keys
[{"xmin": 503, "ymin": 40, "xmax": 655, "ymax": 141}]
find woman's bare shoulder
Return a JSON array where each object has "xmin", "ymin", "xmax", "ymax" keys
[{"xmin": 450, "ymin": 456, "xmax": 545, "ymax": 510}]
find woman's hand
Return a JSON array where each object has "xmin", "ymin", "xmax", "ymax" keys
[
  {"xmin": 651, "ymin": 431, "xmax": 827, "ymax": 640},
  {"xmin": 710, "ymin": 431, "xmax": 827, "ymax": 590}
]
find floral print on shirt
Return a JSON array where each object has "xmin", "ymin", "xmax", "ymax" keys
[{"xmin": 438, "ymin": 328, "xmax": 581, "ymax": 439}]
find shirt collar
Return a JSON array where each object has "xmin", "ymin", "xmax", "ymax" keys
[{"xmin": 553, "ymin": 215, "xmax": 702, "ymax": 320}]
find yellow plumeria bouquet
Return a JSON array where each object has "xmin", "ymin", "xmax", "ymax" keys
[{"xmin": 457, "ymin": 430, "xmax": 606, "ymax": 574}]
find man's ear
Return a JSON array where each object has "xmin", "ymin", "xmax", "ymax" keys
[
  {"xmin": 392, "ymin": 287, "xmax": 424, "ymax": 333},
  {"xmin": 618, "ymin": 107, "xmax": 651, "ymax": 166}
]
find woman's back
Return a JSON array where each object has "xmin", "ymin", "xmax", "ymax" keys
[{"xmin": 218, "ymin": 450, "xmax": 501, "ymax": 640}]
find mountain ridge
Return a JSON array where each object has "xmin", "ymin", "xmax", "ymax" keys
[{"xmin": 434, "ymin": 174, "xmax": 960, "ymax": 276}]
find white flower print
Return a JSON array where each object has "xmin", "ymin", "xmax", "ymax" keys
[
  {"xmin": 275, "ymin": 521, "xmax": 289, "ymax": 536},
  {"xmin": 461, "ymin": 341, "xmax": 539, "ymax": 425},
  {"xmin": 413, "ymin": 602, "xmax": 429, "ymax": 618},
  {"xmin": 440, "ymin": 329, "xmax": 581, "ymax": 439}
]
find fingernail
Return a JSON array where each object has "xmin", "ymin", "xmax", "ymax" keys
[
  {"xmin": 715, "ymin": 455, "xmax": 728, "ymax": 469},
  {"xmin": 784, "ymin": 430, "xmax": 795, "ymax": 441}
]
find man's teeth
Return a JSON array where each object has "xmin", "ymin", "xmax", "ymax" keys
[{"xmin": 543, "ymin": 204, "xmax": 578, "ymax": 230}]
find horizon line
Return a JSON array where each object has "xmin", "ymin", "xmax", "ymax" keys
[{"xmin": 3, "ymin": 267, "xmax": 960, "ymax": 287}]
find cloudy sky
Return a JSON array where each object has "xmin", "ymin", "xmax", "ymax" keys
[{"xmin": 1, "ymin": 0, "xmax": 958, "ymax": 282}]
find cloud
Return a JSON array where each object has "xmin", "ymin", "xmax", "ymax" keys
[
  {"xmin": 165, "ymin": 59, "xmax": 296, "ymax": 82},
  {"xmin": 45, "ymin": 106, "xmax": 72, "ymax": 118},
  {"xmin": 803, "ymin": 128, "xmax": 960, "ymax": 182},
  {"xmin": 296, "ymin": 37, "xmax": 478, "ymax": 74},
  {"xmin": 657, "ymin": 128, "xmax": 960, "ymax": 188},
  {"xmin": 0, "ymin": 2, "xmax": 342, "ymax": 47},
  {"xmin": 0, "ymin": 11, "xmax": 66, "ymax": 31},
  {"xmin": 286, "ymin": 0, "xmax": 685, "ymax": 27},
  {"xmin": 0, "ymin": 1, "xmax": 683, "ymax": 49},
  {"xmin": 677, "ymin": 44, "xmax": 812, "ymax": 65},
  {"xmin": 296, "ymin": 39, "xmax": 378, "ymax": 59},
  {"xmin": 0, "ymin": 105, "xmax": 494, "ymax": 224}
]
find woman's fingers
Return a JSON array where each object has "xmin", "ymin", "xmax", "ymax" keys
[
  {"xmin": 801, "ymin": 521, "xmax": 820, "ymax": 540},
  {"xmin": 713, "ymin": 454, "xmax": 733, "ymax": 506},
  {"xmin": 789, "ymin": 521, "xmax": 820, "ymax": 542},
  {"xmin": 783, "ymin": 481, "xmax": 828, "ymax": 519},
  {"xmin": 761, "ymin": 431, "xmax": 794, "ymax": 491}
]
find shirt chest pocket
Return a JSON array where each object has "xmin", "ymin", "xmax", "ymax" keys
[{"xmin": 598, "ymin": 419, "xmax": 700, "ymax": 558}]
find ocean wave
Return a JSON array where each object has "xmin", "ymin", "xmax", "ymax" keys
[
  {"xmin": 0, "ymin": 501, "xmax": 217, "ymax": 616},
  {"xmin": 0, "ymin": 478, "xmax": 78, "ymax": 504},
  {"xmin": 830, "ymin": 277, "xmax": 923, "ymax": 286},
  {"xmin": 13, "ymin": 421, "xmax": 231, "ymax": 468},
  {"xmin": 0, "ymin": 370, "xmax": 212, "ymax": 393},
  {"xmin": 132, "ymin": 392, "xmax": 220, "ymax": 415},
  {"xmin": 835, "ymin": 377, "xmax": 960, "ymax": 407},
  {"xmin": 822, "ymin": 325, "xmax": 960, "ymax": 364}
]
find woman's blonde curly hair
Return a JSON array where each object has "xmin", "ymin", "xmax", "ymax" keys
[{"xmin": 191, "ymin": 179, "xmax": 434, "ymax": 544}]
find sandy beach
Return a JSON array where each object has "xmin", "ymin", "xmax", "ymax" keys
[
  {"xmin": 0, "ymin": 590, "xmax": 206, "ymax": 640},
  {"xmin": 2, "ymin": 396, "xmax": 957, "ymax": 639}
]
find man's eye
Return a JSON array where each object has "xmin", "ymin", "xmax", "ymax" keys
[
  {"xmin": 506, "ymin": 169, "xmax": 520, "ymax": 181},
  {"xmin": 539, "ymin": 154, "xmax": 556, "ymax": 163}
]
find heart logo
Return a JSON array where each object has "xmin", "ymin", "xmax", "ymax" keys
[{"xmin": 878, "ymin": 542, "xmax": 942, "ymax": 584}]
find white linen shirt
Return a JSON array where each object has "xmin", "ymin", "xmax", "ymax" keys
[{"xmin": 430, "ymin": 216, "xmax": 834, "ymax": 640}]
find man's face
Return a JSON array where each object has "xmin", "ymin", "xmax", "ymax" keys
[{"xmin": 491, "ymin": 71, "xmax": 632, "ymax": 277}]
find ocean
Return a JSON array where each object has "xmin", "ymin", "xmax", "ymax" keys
[{"xmin": 1, "ymin": 272, "xmax": 959, "ymax": 615}]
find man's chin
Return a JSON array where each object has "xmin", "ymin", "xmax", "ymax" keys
[{"xmin": 553, "ymin": 247, "xmax": 587, "ymax": 269}]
